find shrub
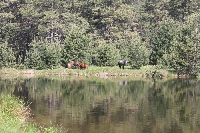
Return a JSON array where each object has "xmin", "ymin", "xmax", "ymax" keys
[
  {"xmin": 0, "ymin": 41, "xmax": 16, "ymax": 68},
  {"xmin": 140, "ymin": 65, "xmax": 168, "ymax": 79},
  {"xmin": 94, "ymin": 44, "xmax": 121, "ymax": 66},
  {"xmin": 25, "ymin": 41, "xmax": 62, "ymax": 70}
]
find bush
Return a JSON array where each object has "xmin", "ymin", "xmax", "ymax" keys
[
  {"xmin": 128, "ymin": 37, "xmax": 150, "ymax": 69},
  {"xmin": 62, "ymin": 31, "xmax": 92, "ymax": 66},
  {"xmin": 94, "ymin": 44, "xmax": 121, "ymax": 66},
  {"xmin": 140, "ymin": 65, "xmax": 168, "ymax": 79},
  {"xmin": 0, "ymin": 41, "xmax": 16, "ymax": 68},
  {"xmin": 0, "ymin": 95, "xmax": 62, "ymax": 133},
  {"xmin": 25, "ymin": 41, "xmax": 62, "ymax": 70}
]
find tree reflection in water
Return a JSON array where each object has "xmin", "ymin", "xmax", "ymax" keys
[
  {"xmin": 0, "ymin": 77, "xmax": 200, "ymax": 133},
  {"xmin": 13, "ymin": 81, "xmax": 29, "ymax": 102}
]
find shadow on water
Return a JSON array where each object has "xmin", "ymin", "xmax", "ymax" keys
[
  {"xmin": 1, "ymin": 76, "xmax": 200, "ymax": 133},
  {"xmin": 13, "ymin": 80, "xmax": 29, "ymax": 103}
]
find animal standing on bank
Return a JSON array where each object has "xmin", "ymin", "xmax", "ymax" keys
[
  {"xmin": 76, "ymin": 62, "xmax": 88, "ymax": 69},
  {"xmin": 118, "ymin": 60, "xmax": 128, "ymax": 69},
  {"xmin": 67, "ymin": 61, "xmax": 75, "ymax": 69}
]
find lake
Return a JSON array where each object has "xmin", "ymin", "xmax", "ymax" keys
[{"xmin": 0, "ymin": 76, "xmax": 200, "ymax": 133}]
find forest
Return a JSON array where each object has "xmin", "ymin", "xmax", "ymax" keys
[{"xmin": 0, "ymin": 0, "xmax": 200, "ymax": 76}]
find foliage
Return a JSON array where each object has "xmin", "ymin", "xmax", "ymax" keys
[
  {"xmin": 0, "ymin": 0, "xmax": 199, "ymax": 76},
  {"xmin": 62, "ymin": 31, "xmax": 92, "ymax": 65},
  {"xmin": 0, "ymin": 41, "xmax": 16, "ymax": 68},
  {"xmin": 0, "ymin": 95, "xmax": 62, "ymax": 133},
  {"xmin": 127, "ymin": 34, "xmax": 150, "ymax": 69},
  {"xmin": 169, "ymin": 22, "xmax": 200, "ymax": 76},
  {"xmin": 25, "ymin": 41, "xmax": 62, "ymax": 70},
  {"xmin": 95, "ymin": 44, "xmax": 121, "ymax": 66},
  {"xmin": 140, "ymin": 65, "xmax": 169, "ymax": 79},
  {"xmin": 149, "ymin": 17, "xmax": 175, "ymax": 65}
]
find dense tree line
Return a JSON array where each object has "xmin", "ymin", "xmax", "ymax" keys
[{"xmin": 0, "ymin": 0, "xmax": 200, "ymax": 76}]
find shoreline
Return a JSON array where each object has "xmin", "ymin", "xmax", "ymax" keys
[{"xmin": 0, "ymin": 67, "xmax": 190, "ymax": 79}]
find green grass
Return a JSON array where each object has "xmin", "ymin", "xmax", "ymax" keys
[
  {"xmin": 0, "ymin": 65, "xmax": 178, "ymax": 79},
  {"xmin": 0, "ymin": 95, "xmax": 62, "ymax": 133}
]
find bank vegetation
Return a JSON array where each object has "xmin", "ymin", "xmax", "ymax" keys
[
  {"xmin": 0, "ymin": 95, "xmax": 62, "ymax": 133},
  {"xmin": 0, "ymin": 0, "xmax": 200, "ymax": 77},
  {"xmin": 0, "ymin": 65, "xmax": 192, "ymax": 79}
]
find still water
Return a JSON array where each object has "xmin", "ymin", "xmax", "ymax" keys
[{"xmin": 1, "ymin": 76, "xmax": 200, "ymax": 133}]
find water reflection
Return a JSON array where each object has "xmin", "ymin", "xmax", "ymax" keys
[
  {"xmin": 0, "ymin": 77, "xmax": 200, "ymax": 133},
  {"xmin": 119, "ymin": 80, "xmax": 128, "ymax": 86},
  {"xmin": 13, "ymin": 81, "xmax": 29, "ymax": 102}
]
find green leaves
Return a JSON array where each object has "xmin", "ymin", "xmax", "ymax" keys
[
  {"xmin": 62, "ymin": 31, "xmax": 92, "ymax": 65},
  {"xmin": 0, "ymin": 41, "xmax": 16, "ymax": 68},
  {"xmin": 127, "ymin": 35, "xmax": 150, "ymax": 69},
  {"xmin": 150, "ymin": 18, "xmax": 175, "ymax": 65},
  {"xmin": 95, "ymin": 44, "xmax": 120, "ymax": 66},
  {"xmin": 169, "ymin": 20, "xmax": 200, "ymax": 75},
  {"xmin": 149, "ymin": 13, "xmax": 200, "ymax": 75},
  {"xmin": 0, "ymin": 0, "xmax": 199, "ymax": 76},
  {"xmin": 25, "ymin": 41, "xmax": 62, "ymax": 70}
]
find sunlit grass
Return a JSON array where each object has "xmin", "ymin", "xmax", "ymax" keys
[
  {"xmin": 0, "ymin": 95, "xmax": 62, "ymax": 133},
  {"xmin": 0, "ymin": 65, "xmax": 178, "ymax": 79}
]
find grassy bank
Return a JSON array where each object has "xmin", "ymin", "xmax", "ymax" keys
[
  {"xmin": 0, "ymin": 95, "xmax": 62, "ymax": 133},
  {"xmin": 0, "ymin": 65, "xmax": 180, "ymax": 79}
]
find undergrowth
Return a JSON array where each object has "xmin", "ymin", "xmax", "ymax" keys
[{"xmin": 0, "ymin": 95, "xmax": 62, "ymax": 133}]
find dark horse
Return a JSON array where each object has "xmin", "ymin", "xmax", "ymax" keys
[
  {"xmin": 118, "ymin": 60, "xmax": 128, "ymax": 69},
  {"xmin": 76, "ymin": 62, "xmax": 88, "ymax": 69}
]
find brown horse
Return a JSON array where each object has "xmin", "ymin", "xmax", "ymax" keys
[
  {"xmin": 76, "ymin": 62, "xmax": 88, "ymax": 69},
  {"xmin": 67, "ymin": 61, "xmax": 75, "ymax": 69}
]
